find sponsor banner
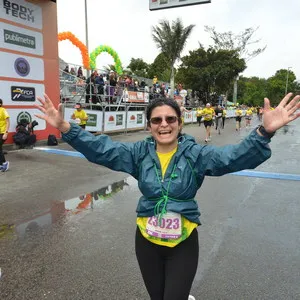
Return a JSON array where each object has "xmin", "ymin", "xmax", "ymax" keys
[
  {"xmin": 64, "ymin": 107, "xmax": 103, "ymax": 132},
  {"xmin": 104, "ymin": 111, "xmax": 126, "ymax": 131},
  {"xmin": 0, "ymin": 22, "xmax": 43, "ymax": 55},
  {"xmin": 0, "ymin": 0, "xmax": 43, "ymax": 29},
  {"xmin": 123, "ymin": 90, "xmax": 149, "ymax": 103},
  {"xmin": 127, "ymin": 111, "xmax": 145, "ymax": 129},
  {"xmin": 0, "ymin": 80, "xmax": 44, "ymax": 104},
  {"xmin": 6, "ymin": 108, "xmax": 46, "ymax": 132},
  {"xmin": 183, "ymin": 111, "xmax": 193, "ymax": 123},
  {"xmin": 0, "ymin": 51, "xmax": 44, "ymax": 80},
  {"xmin": 191, "ymin": 110, "xmax": 197, "ymax": 122}
]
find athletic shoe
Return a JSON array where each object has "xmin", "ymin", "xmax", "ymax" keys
[
  {"xmin": 189, "ymin": 295, "xmax": 196, "ymax": 300},
  {"xmin": 1, "ymin": 161, "xmax": 9, "ymax": 172},
  {"xmin": 205, "ymin": 139, "xmax": 208, "ymax": 143}
]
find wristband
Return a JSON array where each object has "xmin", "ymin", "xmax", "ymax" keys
[{"xmin": 257, "ymin": 125, "xmax": 275, "ymax": 139}]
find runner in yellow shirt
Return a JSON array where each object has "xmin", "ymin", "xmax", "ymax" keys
[
  {"xmin": 235, "ymin": 106, "xmax": 243, "ymax": 131},
  {"xmin": 72, "ymin": 103, "xmax": 88, "ymax": 129},
  {"xmin": 245, "ymin": 107, "xmax": 253, "ymax": 128},
  {"xmin": 196, "ymin": 107, "xmax": 203, "ymax": 126},
  {"xmin": 202, "ymin": 103, "xmax": 215, "ymax": 142}
]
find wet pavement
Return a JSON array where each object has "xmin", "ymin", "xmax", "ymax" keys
[{"xmin": 0, "ymin": 118, "xmax": 300, "ymax": 300}]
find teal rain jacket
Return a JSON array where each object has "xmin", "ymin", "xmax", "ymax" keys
[{"xmin": 62, "ymin": 123, "xmax": 272, "ymax": 224}]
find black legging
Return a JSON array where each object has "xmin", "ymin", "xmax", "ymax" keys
[
  {"xmin": 0, "ymin": 134, "xmax": 6, "ymax": 165},
  {"xmin": 135, "ymin": 227, "xmax": 199, "ymax": 300},
  {"xmin": 222, "ymin": 117, "xmax": 226, "ymax": 129}
]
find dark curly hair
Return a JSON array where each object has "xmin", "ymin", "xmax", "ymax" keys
[{"xmin": 146, "ymin": 98, "xmax": 182, "ymax": 126}]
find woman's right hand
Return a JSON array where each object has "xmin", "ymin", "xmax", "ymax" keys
[{"xmin": 35, "ymin": 93, "xmax": 70, "ymax": 133}]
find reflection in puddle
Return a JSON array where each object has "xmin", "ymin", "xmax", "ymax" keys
[{"xmin": 0, "ymin": 177, "xmax": 136, "ymax": 240}]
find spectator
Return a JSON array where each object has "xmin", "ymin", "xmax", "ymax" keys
[
  {"xmin": 0, "ymin": 98, "xmax": 10, "ymax": 172},
  {"xmin": 77, "ymin": 66, "xmax": 83, "ymax": 78}
]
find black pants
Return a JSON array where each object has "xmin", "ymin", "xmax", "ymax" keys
[
  {"xmin": 222, "ymin": 117, "xmax": 226, "ymax": 128},
  {"xmin": 135, "ymin": 227, "xmax": 199, "ymax": 300},
  {"xmin": 215, "ymin": 117, "xmax": 222, "ymax": 129},
  {"xmin": 0, "ymin": 134, "xmax": 6, "ymax": 165}
]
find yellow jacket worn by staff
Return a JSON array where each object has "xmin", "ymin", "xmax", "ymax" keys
[
  {"xmin": 0, "ymin": 107, "xmax": 10, "ymax": 134},
  {"xmin": 73, "ymin": 110, "xmax": 88, "ymax": 126},
  {"xmin": 202, "ymin": 108, "xmax": 214, "ymax": 121}
]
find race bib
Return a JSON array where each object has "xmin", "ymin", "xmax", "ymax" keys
[
  {"xmin": 146, "ymin": 212, "xmax": 182, "ymax": 239},
  {"xmin": 218, "ymin": 113, "xmax": 222, "ymax": 116}
]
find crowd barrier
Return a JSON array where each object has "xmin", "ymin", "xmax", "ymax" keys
[{"xmin": 63, "ymin": 103, "xmax": 247, "ymax": 134}]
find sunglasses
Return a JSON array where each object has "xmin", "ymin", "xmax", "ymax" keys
[{"xmin": 150, "ymin": 116, "xmax": 178, "ymax": 125}]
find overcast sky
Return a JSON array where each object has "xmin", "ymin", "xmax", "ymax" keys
[{"xmin": 57, "ymin": 0, "xmax": 300, "ymax": 79}]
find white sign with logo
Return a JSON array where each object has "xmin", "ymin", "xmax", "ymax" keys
[
  {"xmin": 7, "ymin": 108, "xmax": 46, "ymax": 132},
  {"xmin": 0, "ymin": 80, "xmax": 44, "ymax": 105},
  {"xmin": 104, "ymin": 111, "xmax": 126, "ymax": 131},
  {"xmin": 183, "ymin": 111, "xmax": 193, "ymax": 123},
  {"xmin": 127, "ymin": 111, "xmax": 145, "ymax": 129},
  {"xmin": 0, "ymin": 0, "xmax": 43, "ymax": 30},
  {"xmin": 0, "ymin": 22, "xmax": 43, "ymax": 55},
  {"xmin": 0, "ymin": 51, "xmax": 44, "ymax": 80},
  {"xmin": 64, "ymin": 107, "xmax": 103, "ymax": 132}
]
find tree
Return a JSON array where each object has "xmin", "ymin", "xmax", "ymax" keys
[
  {"xmin": 205, "ymin": 26, "xmax": 267, "ymax": 103},
  {"xmin": 176, "ymin": 47, "xmax": 246, "ymax": 103},
  {"xmin": 127, "ymin": 58, "xmax": 149, "ymax": 78},
  {"xmin": 204, "ymin": 26, "xmax": 266, "ymax": 62},
  {"xmin": 230, "ymin": 76, "xmax": 268, "ymax": 107},
  {"xmin": 267, "ymin": 69, "xmax": 297, "ymax": 105},
  {"xmin": 152, "ymin": 18, "xmax": 195, "ymax": 97},
  {"xmin": 147, "ymin": 53, "xmax": 171, "ymax": 83}
]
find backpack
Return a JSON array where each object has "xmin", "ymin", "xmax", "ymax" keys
[{"xmin": 47, "ymin": 134, "xmax": 58, "ymax": 146}]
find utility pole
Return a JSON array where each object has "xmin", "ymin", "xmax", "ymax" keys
[
  {"xmin": 84, "ymin": 0, "xmax": 90, "ymax": 79},
  {"xmin": 233, "ymin": 75, "xmax": 239, "ymax": 104}
]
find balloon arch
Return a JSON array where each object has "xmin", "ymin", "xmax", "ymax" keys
[{"xmin": 58, "ymin": 32, "xmax": 123, "ymax": 74}]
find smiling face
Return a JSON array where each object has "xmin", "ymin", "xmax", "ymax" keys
[{"xmin": 148, "ymin": 105, "xmax": 182, "ymax": 153}]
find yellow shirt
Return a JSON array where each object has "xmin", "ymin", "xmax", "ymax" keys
[
  {"xmin": 246, "ymin": 109, "xmax": 253, "ymax": 116},
  {"xmin": 222, "ymin": 109, "xmax": 227, "ymax": 117},
  {"xmin": 196, "ymin": 109, "xmax": 203, "ymax": 117},
  {"xmin": 73, "ymin": 110, "xmax": 88, "ymax": 125},
  {"xmin": 235, "ymin": 109, "xmax": 243, "ymax": 116},
  {"xmin": 202, "ymin": 108, "xmax": 215, "ymax": 121},
  {"xmin": 0, "ymin": 107, "xmax": 10, "ymax": 134},
  {"xmin": 136, "ymin": 147, "xmax": 198, "ymax": 247}
]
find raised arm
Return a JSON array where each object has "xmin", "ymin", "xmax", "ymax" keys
[{"xmin": 35, "ymin": 94, "xmax": 140, "ymax": 178}]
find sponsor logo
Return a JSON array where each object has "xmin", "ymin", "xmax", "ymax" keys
[
  {"xmin": 17, "ymin": 111, "xmax": 32, "ymax": 124},
  {"xmin": 11, "ymin": 86, "xmax": 35, "ymax": 101},
  {"xmin": 4, "ymin": 29, "xmax": 36, "ymax": 49},
  {"xmin": 14, "ymin": 57, "xmax": 30, "ymax": 77},
  {"xmin": 116, "ymin": 114, "xmax": 123, "ymax": 126},
  {"xmin": 86, "ymin": 114, "xmax": 97, "ymax": 127},
  {"xmin": 2, "ymin": 0, "xmax": 35, "ymax": 23}
]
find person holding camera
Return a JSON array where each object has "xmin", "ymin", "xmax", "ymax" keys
[{"xmin": 0, "ymin": 98, "xmax": 10, "ymax": 172}]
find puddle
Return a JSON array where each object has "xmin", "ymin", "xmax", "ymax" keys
[{"xmin": 0, "ymin": 177, "xmax": 138, "ymax": 240}]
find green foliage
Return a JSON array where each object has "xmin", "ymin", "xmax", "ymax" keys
[
  {"xmin": 176, "ymin": 47, "xmax": 246, "ymax": 102},
  {"xmin": 127, "ymin": 58, "xmax": 149, "ymax": 78},
  {"xmin": 147, "ymin": 53, "xmax": 171, "ymax": 82},
  {"xmin": 230, "ymin": 69, "xmax": 298, "ymax": 107},
  {"xmin": 152, "ymin": 18, "xmax": 195, "ymax": 96}
]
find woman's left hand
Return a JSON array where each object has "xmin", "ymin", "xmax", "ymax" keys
[{"xmin": 263, "ymin": 93, "xmax": 300, "ymax": 133}]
